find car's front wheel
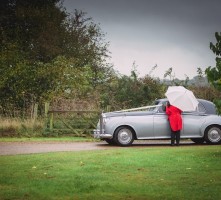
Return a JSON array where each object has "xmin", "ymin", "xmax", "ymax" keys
[
  {"xmin": 114, "ymin": 126, "xmax": 134, "ymax": 146},
  {"xmin": 205, "ymin": 126, "xmax": 221, "ymax": 144}
]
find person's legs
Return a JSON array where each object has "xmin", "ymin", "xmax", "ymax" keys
[
  {"xmin": 171, "ymin": 130, "xmax": 175, "ymax": 145},
  {"xmin": 176, "ymin": 130, "xmax": 180, "ymax": 146}
]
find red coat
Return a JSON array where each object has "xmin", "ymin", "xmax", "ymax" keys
[{"xmin": 166, "ymin": 105, "xmax": 183, "ymax": 131}]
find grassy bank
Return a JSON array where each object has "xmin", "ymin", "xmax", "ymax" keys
[
  {"xmin": 0, "ymin": 116, "xmax": 97, "ymax": 138},
  {"xmin": 0, "ymin": 136, "xmax": 96, "ymax": 142},
  {"xmin": 0, "ymin": 117, "xmax": 45, "ymax": 137},
  {"xmin": 0, "ymin": 145, "xmax": 220, "ymax": 200}
]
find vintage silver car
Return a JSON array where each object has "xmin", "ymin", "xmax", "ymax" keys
[{"xmin": 94, "ymin": 99, "xmax": 221, "ymax": 146}]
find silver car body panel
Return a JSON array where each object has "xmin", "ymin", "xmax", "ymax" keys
[{"xmin": 94, "ymin": 99, "xmax": 221, "ymax": 141}]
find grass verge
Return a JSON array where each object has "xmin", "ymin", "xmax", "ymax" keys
[
  {"xmin": 0, "ymin": 117, "xmax": 96, "ymax": 138},
  {"xmin": 0, "ymin": 117, "xmax": 45, "ymax": 137},
  {"xmin": 0, "ymin": 136, "xmax": 96, "ymax": 142},
  {"xmin": 0, "ymin": 145, "xmax": 220, "ymax": 200}
]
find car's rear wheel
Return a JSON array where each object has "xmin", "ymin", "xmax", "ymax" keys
[
  {"xmin": 114, "ymin": 126, "xmax": 134, "ymax": 146},
  {"xmin": 191, "ymin": 138, "xmax": 205, "ymax": 144},
  {"xmin": 205, "ymin": 126, "xmax": 221, "ymax": 144}
]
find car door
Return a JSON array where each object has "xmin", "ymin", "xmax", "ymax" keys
[
  {"xmin": 182, "ymin": 112, "xmax": 207, "ymax": 138},
  {"xmin": 129, "ymin": 112, "xmax": 154, "ymax": 139},
  {"xmin": 182, "ymin": 101, "xmax": 209, "ymax": 138},
  {"xmin": 153, "ymin": 111, "xmax": 171, "ymax": 139}
]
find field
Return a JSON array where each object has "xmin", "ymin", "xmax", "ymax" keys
[{"xmin": 0, "ymin": 144, "xmax": 220, "ymax": 200}]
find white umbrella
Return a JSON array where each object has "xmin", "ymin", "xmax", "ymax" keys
[{"xmin": 165, "ymin": 86, "xmax": 199, "ymax": 111}]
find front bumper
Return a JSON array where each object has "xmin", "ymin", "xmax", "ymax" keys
[{"xmin": 93, "ymin": 129, "xmax": 112, "ymax": 139}]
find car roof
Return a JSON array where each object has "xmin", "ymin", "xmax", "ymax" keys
[{"xmin": 155, "ymin": 98, "xmax": 216, "ymax": 114}]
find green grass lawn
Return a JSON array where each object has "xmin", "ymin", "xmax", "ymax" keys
[{"xmin": 0, "ymin": 145, "xmax": 220, "ymax": 200}]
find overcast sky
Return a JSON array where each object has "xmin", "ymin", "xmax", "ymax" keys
[{"xmin": 63, "ymin": 0, "xmax": 220, "ymax": 79}]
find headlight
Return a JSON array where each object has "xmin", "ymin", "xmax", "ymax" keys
[
  {"xmin": 101, "ymin": 113, "xmax": 107, "ymax": 125},
  {"xmin": 103, "ymin": 117, "xmax": 107, "ymax": 125}
]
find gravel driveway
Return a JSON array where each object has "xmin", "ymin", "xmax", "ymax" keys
[
  {"xmin": 0, "ymin": 141, "xmax": 112, "ymax": 155},
  {"xmin": 0, "ymin": 140, "xmax": 195, "ymax": 156}
]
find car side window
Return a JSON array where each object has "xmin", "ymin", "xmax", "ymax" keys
[
  {"xmin": 161, "ymin": 104, "xmax": 166, "ymax": 112},
  {"xmin": 197, "ymin": 103, "xmax": 206, "ymax": 113},
  {"xmin": 157, "ymin": 104, "xmax": 166, "ymax": 113}
]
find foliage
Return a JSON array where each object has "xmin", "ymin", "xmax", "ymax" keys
[
  {"xmin": 1, "ymin": 1, "xmax": 220, "ymax": 117},
  {"xmin": 163, "ymin": 67, "xmax": 191, "ymax": 86},
  {"xmin": 205, "ymin": 32, "xmax": 221, "ymax": 113},
  {"xmin": 197, "ymin": 67, "xmax": 204, "ymax": 78},
  {"xmin": 99, "ymin": 69, "xmax": 164, "ymax": 111},
  {"xmin": 1, "ymin": 0, "xmax": 66, "ymax": 62},
  {"xmin": 164, "ymin": 67, "xmax": 173, "ymax": 80},
  {"xmin": 0, "ymin": 110, "xmax": 100, "ymax": 137},
  {"xmin": 0, "ymin": 0, "xmax": 110, "ymax": 116},
  {"xmin": 189, "ymin": 85, "xmax": 221, "ymax": 102},
  {"xmin": 0, "ymin": 146, "xmax": 220, "ymax": 199},
  {"xmin": 205, "ymin": 32, "xmax": 221, "ymax": 90}
]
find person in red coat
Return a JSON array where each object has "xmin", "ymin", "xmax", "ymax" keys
[{"xmin": 166, "ymin": 102, "xmax": 183, "ymax": 146}]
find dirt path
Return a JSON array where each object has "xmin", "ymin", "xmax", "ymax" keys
[
  {"xmin": 0, "ymin": 140, "xmax": 195, "ymax": 156},
  {"xmin": 0, "ymin": 141, "xmax": 111, "ymax": 155}
]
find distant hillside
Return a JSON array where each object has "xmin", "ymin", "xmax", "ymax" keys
[{"xmin": 161, "ymin": 76, "xmax": 209, "ymax": 87}]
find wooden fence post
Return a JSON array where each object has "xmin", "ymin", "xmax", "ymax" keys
[
  {"xmin": 45, "ymin": 102, "xmax": 50, "ymax": 117},
  {"xmin": 49, "ymin": 112, "xmax": 54, "ymax": 131},
  {"xmin": 33, "ymin": 103, "xmax": 38, "ymax": 120},
  {"xmin": 106, "ymin": 105, "xmax": 111, "ymax": 112}
]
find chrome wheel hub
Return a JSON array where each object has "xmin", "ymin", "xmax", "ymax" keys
[
  {"xmin": 208, "ymin": 128, "xmax": 221, "ymax": 142},
  {"xmin": 118, "ymin": 129, "xmax": 132, "ymax": 144}
]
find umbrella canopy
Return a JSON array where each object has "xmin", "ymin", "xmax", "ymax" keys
[{"xmin": 165, "ymin": 86, "xmax": 199, "ymax": 111}]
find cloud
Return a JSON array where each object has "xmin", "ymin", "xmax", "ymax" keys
[{"xmin": 64, "ymin": 0, "xmax": 220, "ymax": 79}]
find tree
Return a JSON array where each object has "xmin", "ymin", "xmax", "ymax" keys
[
  {"xmin": 164, "ymin": 67, "xmax": 173, "ymax": 80},
  {"xmin": 205, "ymin": 32, "xmax": 221, "ymax": 113},
  {"xmin": 1, "ymin": 0, "xmax": 67, "ymax": 62},
  {"xmin": 0, "ymin": 0, "xmax": 110, "ymax": 115},
  {"xmin": 205, "ymin": 32, "xmax": 221, "ymax": 90},
  {"xmin": 62, "ymin": 10, "xmax": 111, "ymax": 91},
  {"xmin": 0, "ymin": 0, "xmax": 68, "ymax": 115},
  {"xmin": 197, "ymin": 67, "xmax": 204, "ymax": 78}
]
